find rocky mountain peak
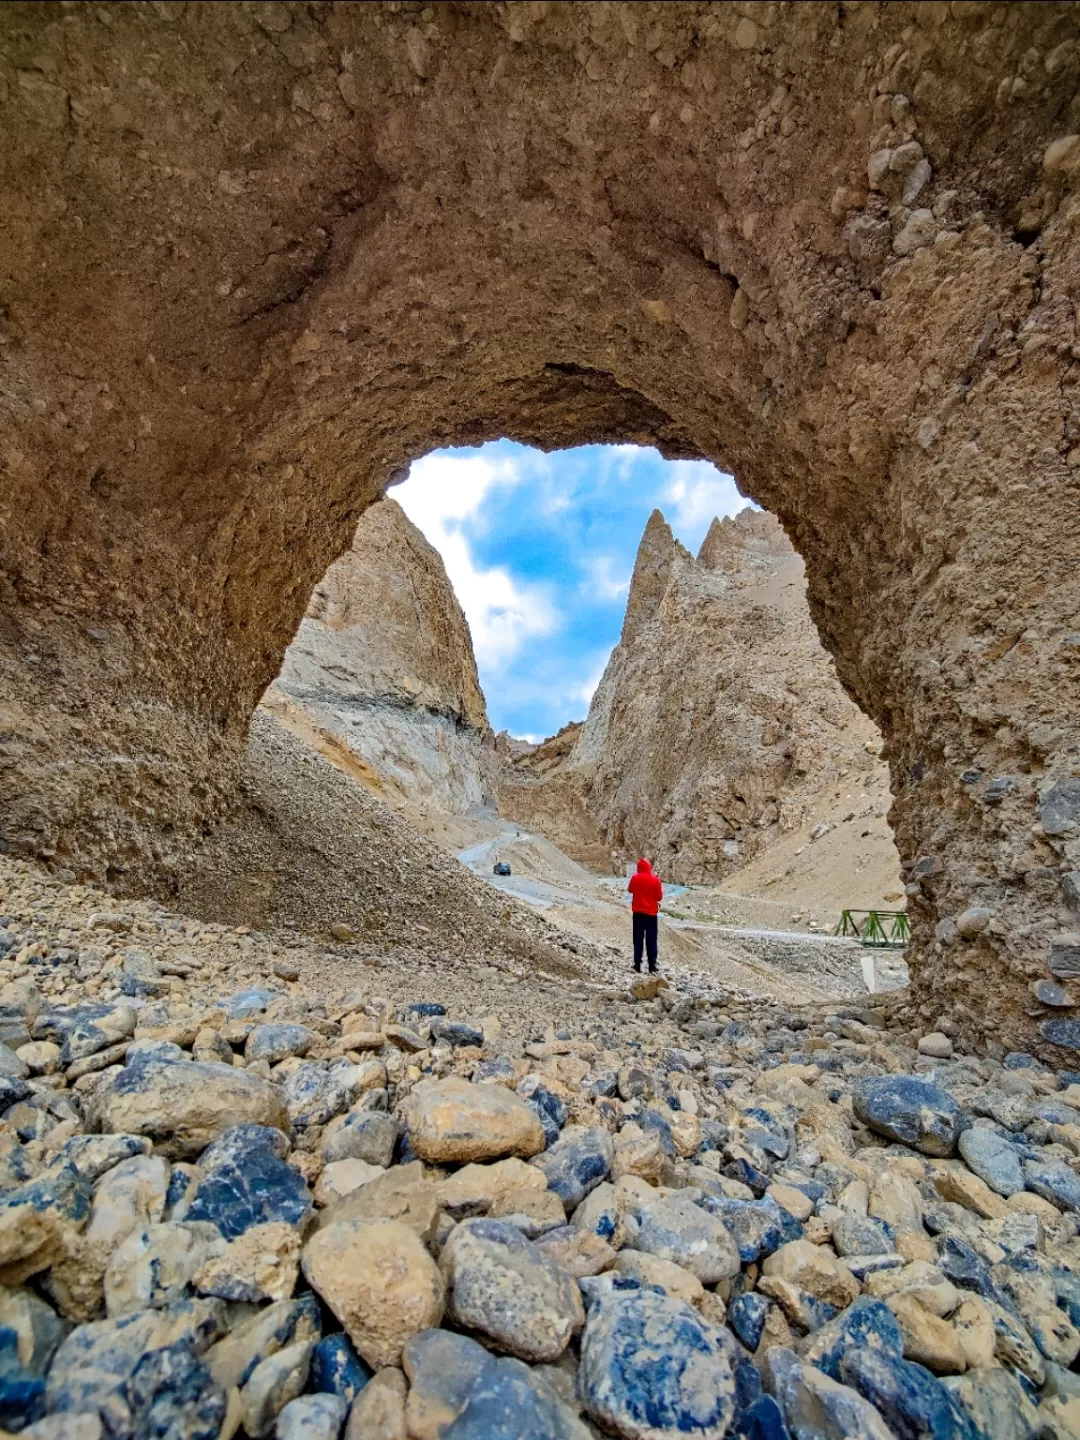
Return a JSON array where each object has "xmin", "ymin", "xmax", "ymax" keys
[
  {"xmin": 621, "ymin": 508, "xmax": 693, "ymax": 645},
  {"xmin": 697, "ymin": 508, "xmax": 795, "ymax": 572}
]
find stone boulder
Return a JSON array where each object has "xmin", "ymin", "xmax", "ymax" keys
[
  {"xmin": 852, "ymin": 1077, "xmax": 965, "ymax": 1157},
  {"xmin": 302, "ymin": 1218, "xmax": 444, "ymax": 1369},
  {"xmin": 440, "ymin": 1219, "xmax": 584, "ymax": 1363},
  {"xmin": 403, "ymin": 1328, "xmax": 591, "ymax": 1440},
  {"xmin": 578, "ymin": 1284, "xmax": 735, "ymax": 1439},
  {"xmin": 85, "ymin": 1058, "xmax": 288, "ymax": 1159},
  {"xmin": 403, "ymin": 1078, "xmax": 545, "ymax": 1164}
]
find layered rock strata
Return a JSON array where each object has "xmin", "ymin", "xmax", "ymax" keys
[
  {"xmin": 503, "ymin": 509, "xmax": 895, "ymax": 886},
  {"xmin": 264, "ymin": 498, "xmax": 495, "ymax": 815}
]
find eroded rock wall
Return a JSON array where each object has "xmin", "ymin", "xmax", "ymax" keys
[
  {"xmin": 502, "ymin": 508, "xmax": 895, "ymax": 886},
  {"xmin": 264, "ymin": 498, "xmax": 495, "ymax": 815},
  {"xmin": 1, "ymin": 2, "xmax": 1078, "ymax": 1055}
]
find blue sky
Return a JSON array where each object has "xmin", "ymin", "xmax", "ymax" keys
[{"xmin": 393, "ymin": 442, "xmax": 748, "ymax": 740}]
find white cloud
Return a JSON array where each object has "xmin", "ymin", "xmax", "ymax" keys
[
  {"xmin": 662, "ymin": 460, "xmax": 748, "ymax": 549},
  {"xmin": 394, "ymin": 452, "xmax": 559, "ymax": 673},
  {"xmin": 568, "ymin": 651, "xmax": 611, "ymax": 708},
  {"xmin": 584, "ymin": 554, "xmax": 630, "ymax": 602}
]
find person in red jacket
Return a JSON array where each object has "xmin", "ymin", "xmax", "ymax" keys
[{"xmin": 628, "ymin": 857, "xmax": 663, "ymax": 974}]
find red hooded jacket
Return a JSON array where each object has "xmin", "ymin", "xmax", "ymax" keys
[{"xmin": 628, "ymin": 858, "xmax": 663, "ymax": 916}]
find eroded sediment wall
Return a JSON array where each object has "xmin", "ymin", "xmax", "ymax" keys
[{"xmin": 0, "ymin": 2, "xmax": 1078, "ymax": 1056}]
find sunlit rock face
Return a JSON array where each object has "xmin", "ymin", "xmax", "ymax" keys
[
  {"xmin": 265, "ymin": 498, "xmax": 496, "ymax": 816},
  {"xmin": 502, "ymin": 508, "xmax": 892, "ymax": 885},
  {"xmin": 1, "ymin": 1, "xmax": 1079, "ymax": 1053}
]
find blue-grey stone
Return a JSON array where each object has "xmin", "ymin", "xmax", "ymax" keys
[
  {"xmin": 221, "ymin": 989, "xmax": 281, "ymax": 1019},
  {"xmin": 0, "ymin": 1163, "xmax": 91, "ymax": 1226},
  {"xmin": 1039, "ymin": 779, "xmax": 1080, "ymax": 838},
  {"xmin": 50, "ymin": 1134, "xmax": 149, "ymax": 1184},
  {"xmin": 516, "ymin": 1077, "xmax": 566, "ymax": 1148},
  {"xmin": 629, "ymin": 1194, "xmax": 740, "ymax": 1284},
  {"xmin": 722, "ymin": 1158, "xmax": 770, "ymax": 1197},
  {"xmin": 1003, "ymin": 1053, "xmax": 1037, "ymax": 1070},
  {"xmin": 1039, "ymin": 1016, "xmax": 1080, "ymax": 1049},
  {"xmin": 45, "ymin": 1300, "xmax": 225, "ymax": 1440},
  {"xmin": 831, "ymin": 1213, "xmax": 894, "ymax": 1258},
  {"xmin": 729, "ymin": 1293, "xmax": 769, "ymax": 1352},
  {"xmin": 957, "ymin": 1128, "xmax": 1026, "ymax": 1197},
  {"xmin": 704, "ymin": 1198, "xmax": 785, "ymax": 1264},
  {"xmin": 733, "ymin": 1395, "xmax": 792, "ymax": 1440},
  {"xmin": 165, "ymin": 1167, "xmax": 191, "ymax": 1215},
  {"xmin": 1023, "ymin": 1158, "xmax": 1080, "ymax": 1213},
  {"xmin": 431, "ymin": 1019, "xmax": 484, "ymax": 1049},
  {"xmin": 125, "ymin": 1338, "xmax": 226, "ymax": 1440},
  {"xmin": 637, "ymin": 1109, "xmax": 677, "ymax": 1160},
  {"xmin": 844, "ymin": 1254, "xmax": 905, "ymax": 1282},
  {"xmin": 309, "ymin": 1335, "xmax": 371, "ymax": 1404},
  {"xmin": 280, "ymin": 1063, "xmax": 356, "ymax": 1127},
  {"xmin": 0, "ymin": 1325, "xmax": 46, "ymax": 1431},
  {"xmin": 941, "ymin": 1368, "xmax": 1037, "ymax": 1440},
  {"xmin": 1033, "ymin": 979, "xmax": 1074, "ymax": 1008},
  {"xmin": 0, "ymin": 1077, "xmax": 31, "ymax": 1112},
  {"xmin": 853, "ymin": 1076, "xmax": 965, "ymax": 1156},
  {"xmin": 743, "ymin": 1109, "xmax": 791, "ymax": 1160},
  {"xmin": 0, "ymin": 1139, "xmax": 36, "ymax": 1192},
  {"xmin": 406, "ymin": 1002, "xmax": 446, "ymax": 1019},
  {"xmin": 936, "ymin": 1235, "xmax": 1004, "ymax": 1304},
  {"xmin": 579, "ymin": 1288, "xmax": 735, "ymax": 1440},
  {"xmin": 441, "ymin": 1219, "xmax": 584, "ymax": 1363},
  {"xmin": 1034, "ymin": 1096, "xmax": 1080, "ymax": 1125},
  {"xmin": 322, "ymin": 1111, "xmax": 398, "ymax": 1168},
  {"xmin": 30, "ymin": 1006, "xmax": 110, "ymax": 1044},
  {"xmin": 186, "ymin": 1126, "xmax": 312, "ymax": 1240},
  {"xmin": 762, "ymin": 1347, "xmax": 891, "ymax": 1440},
  {"xmin": 840, "ymin": 1347, "xmax": 978, "ymax": 1440},
  {"xmin": 275, "ymin": 1392, "xmax": 347, "ymax": 1440},
  {"xmin": 245, "ymin": 1025, "xmax": 316, "ymax": 1064},
  {"xmin": 402, "ymin": 1328, "xmax": 590, "ymax": 1439},
  {"xmin": 60, "ymin": 1023, "xmax": 118, "ymax": 1067},
  {"xmin": 583, "ymin": 1069, "xmax": 618, "ymax": 1099},
  {"xmin": 530, "ymin": 1126, "xmax": 613, "ymax": 1210},
  {"xmin": 803, "ymin": 1297, "xmax": 903, "ymax": 1382}
]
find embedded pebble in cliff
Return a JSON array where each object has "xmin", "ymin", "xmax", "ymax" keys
[{"xmin": 440, "ymin": 1218, "xmax": 584, "ymax": 1363}]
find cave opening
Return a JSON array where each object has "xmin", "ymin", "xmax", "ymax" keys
[{"xmin": 266, "ymin": 439, "xmax": 903, "ymax": 953}]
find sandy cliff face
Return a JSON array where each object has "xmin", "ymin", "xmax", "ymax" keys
[
  {"xmin": 263, "ymin": 498, "xmax": 496, "ymax": 815},
  {"xmin": 504, "ymin": 508, "xmax": 898, "ymax": 887}
]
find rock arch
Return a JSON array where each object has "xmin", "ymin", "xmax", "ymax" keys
[{"xmin": 1, "ymin": 1, "xmax": 1078, "ymax": 1055}]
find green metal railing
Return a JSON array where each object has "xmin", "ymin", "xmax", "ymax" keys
[{"xmin": 835, "ymin": 909, "xmax": 910, "ymax": 948}]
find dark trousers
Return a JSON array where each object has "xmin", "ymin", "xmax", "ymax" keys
[{"xmin": 633, "ymin": 912, "xmax": 658, "ymax": 971}]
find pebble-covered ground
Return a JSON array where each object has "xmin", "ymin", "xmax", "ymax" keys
[{"xmin": 1, "ymin": 857, "xmax": 1079, "ymax": 1440}]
